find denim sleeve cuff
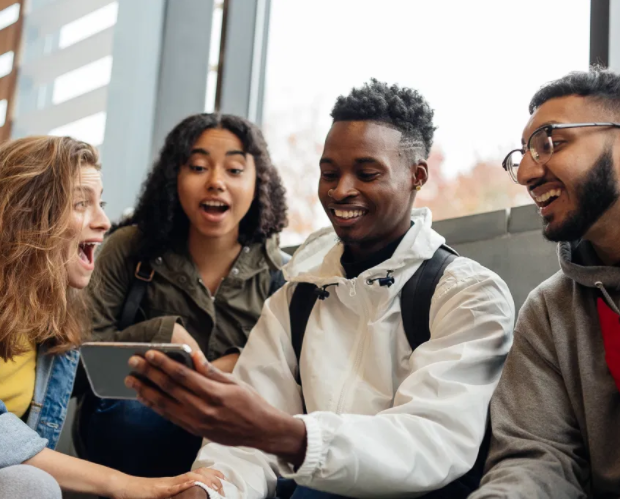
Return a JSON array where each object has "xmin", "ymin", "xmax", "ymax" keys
[{"xmin": 0, "ymin": 412, "xmax": 48, "ymax": 468}]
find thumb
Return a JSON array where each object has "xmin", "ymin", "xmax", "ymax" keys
[{"xmin": 192, "ymin": 351, "xmax": 235, "ymax": 384}]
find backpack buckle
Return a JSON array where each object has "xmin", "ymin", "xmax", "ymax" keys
[{"xmin": 135, "ymin": 262, "xmax": 154, "ymax": 282}]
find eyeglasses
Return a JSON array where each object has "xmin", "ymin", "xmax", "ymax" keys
[{"xmin": 502, "ymin": 122, "xmax": 620, "ymax": 183}]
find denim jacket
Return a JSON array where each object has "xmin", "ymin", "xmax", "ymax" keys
[{"xmin": 0, "ymin": 344, "xmax": 79, "ymax": 468}]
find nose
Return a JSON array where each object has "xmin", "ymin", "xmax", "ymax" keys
[
  {"xmin": 93, "ymin": 204, "xmax": 111, "ymax": 233},
  {"xmin": 205, "ymin": 166, "xmax": 226, "ymax": 192},
  {"xmin": 516, "ymin": 151, "xmax": 546, "ymax": 187},
  {"xmin": 331, "ymin": 174, "xmax": 358, "ymax": 201}
]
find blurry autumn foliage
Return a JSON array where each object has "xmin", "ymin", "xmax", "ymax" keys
[
  {"xmin": 264, "ymin": 109, "xmax": 532, "ymax": 245},
  {"xmin": 416, "ymin": 148, "xmax": 531, "ymax": 221}
]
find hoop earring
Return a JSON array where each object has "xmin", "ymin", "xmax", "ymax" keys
[{"xmin": 328, "ymin": 189, "xmax": 335, "ymax": 198}]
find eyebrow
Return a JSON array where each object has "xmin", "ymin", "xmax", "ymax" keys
[
  {"xmin": 190, "ymin": 148, "xmax": 246, "ymax": 157},
  {"xmin": 354, "ymin": 157, "xmax": 380, "ymax": 165},
  {"xmin": 319, "ymin": 157, "xmax": 334, "ymax": 166}
]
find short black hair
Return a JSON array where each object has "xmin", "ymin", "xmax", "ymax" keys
[
  {"xmin": 529, "ymin": 66, "xmax": 620, "ymax": 115},
  {"xmin": 115, "ymin": 113, "xmax": 287, "ymax": 258},
  {"xmin": 330, "ymin": 79, "xmax": 436, "ymax": 162}
]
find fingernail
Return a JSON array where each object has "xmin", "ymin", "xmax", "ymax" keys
[
  {"xmin": 124, "ymin": 377, "xmax": 135, "ymax": 388},
  {"xmin": 128, "ymin": 357, "xmax": 139, "ymax": 367},
  {"xmin": 145, "ymin": 351, "xmax": 155, "ymax": 361}
]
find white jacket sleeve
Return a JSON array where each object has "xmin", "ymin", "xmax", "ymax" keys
[
  {"xmin": 191, "ymin": 283, "xmax": 303, "ymax": 499},
  {"xmin": 280, "ymin": 259, "xmax": 514, "ymax": 497}
]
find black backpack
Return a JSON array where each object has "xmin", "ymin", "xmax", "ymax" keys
[{"xmin": 288, "ymin": 245, "xmax": 490, "ymax": 499}]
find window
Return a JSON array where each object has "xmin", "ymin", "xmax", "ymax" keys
[
  {"xmin": 0, "ymin": 99, "xmax": 8, "ymax": 127},
  {"xmin": 52, "ymin": 56, "xmax": 113, "ymax": 104},
  {"xmin": 262, "ymin": 0, "xmax": 590, "ymax": 245},
  {"xmin": 0, "ymin": 51, "xmax": 14, "ymax": 79},
  {"xmin": 0, "ymin": 3, "xmax": 20, "ymax": 32},
  {"xmin": 48, "ymin": 111, "xmax": 107, "ymax": 147},
  {"xmin": 59, "ymin": 2, "xmax": 118, "ymax": 49},
  {"xmin": 205, "ymin": 0, "xmax": 225, "ymax": 113}
]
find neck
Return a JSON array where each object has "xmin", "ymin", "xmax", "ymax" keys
[
  {"xmin": 345, "ymin": 218, "xmax": 410, "ymax": 261},
  {"xmin": 187, "ymin": 226, "xmax": 242, "ymax": 271},
  {"xmin": 586, "ymin": 204, "xmax": 620, "ymax": 266}
]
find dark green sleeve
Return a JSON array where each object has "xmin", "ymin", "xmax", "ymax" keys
[{"xmin": 88, "ymin": 230, "xmax": 180, "ymax": 344}]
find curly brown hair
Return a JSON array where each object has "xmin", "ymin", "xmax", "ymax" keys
[
  {"xmin": 0, "ymin": 136, "xmax": 99, "ymax": 360},
  {"xmin": 114, "ymin": 113, "xmax": 288, "ymax": 259}
]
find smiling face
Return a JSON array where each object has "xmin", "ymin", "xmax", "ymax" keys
[
  {"xmin": 318, "ymin": 121, "xmax": 426, "ymax": 257},
  {"xmin": 177, "ymin": 128, "xmax": 257, "ymax": 243},
  {"xmin": 517, "ymin": 95, "xmax": 620, "ymax": 242},
  {"xmin": 66, "ymin": 166, "xmax": 111, "ymax": 289}
]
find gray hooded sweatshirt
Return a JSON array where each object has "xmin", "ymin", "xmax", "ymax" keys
[{"xmin": 470, "ymin": 241, "xmax": 620, "ymax": 499}]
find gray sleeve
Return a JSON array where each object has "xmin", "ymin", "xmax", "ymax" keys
[
  {"xmin": 0, "ymin": 412, "xmax": 47, "ymax": 469},
  {"xmin": 471, "ymin": 299, "xmax": 588, "ymax": 499}
]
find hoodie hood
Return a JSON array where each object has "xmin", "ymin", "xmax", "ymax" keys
[
  {"xmin": 283, "ymin": 207, "xmax": 445, "ymax": 288},
  {"xmin": 559, "ymin": 241, "xmax": 620, "ymax": 291}
]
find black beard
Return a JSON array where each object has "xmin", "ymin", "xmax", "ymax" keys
[{"xmin": 543, "ymin": 148, "xmax": 619, "ymax": 242}]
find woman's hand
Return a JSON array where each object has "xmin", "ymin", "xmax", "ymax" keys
[
  {"xmin": 171, "ymin": 323, "xmax": 201, "ymax": 354},
  {"xmin": 194, "ymin": 467, "xmax": 226, "ymax": 496},
  {"xmin": 110, "ymin": 471, "xmax": 207, "ymax": 499}
]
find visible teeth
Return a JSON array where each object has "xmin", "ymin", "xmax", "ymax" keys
[
  {"xmin": 334, "ymin": 209, "xmax": 364, "ymax": 219},
  {"xmin": 534, "ymin": 188, "xmax": 562, "ymax": 203},
  {"xmin": 80, "ymin": 242, "xmax": 99, "ymax": 248},
  {"xmin": 202, "ymin": 200, "xmax": 227, "ymax": 207}
]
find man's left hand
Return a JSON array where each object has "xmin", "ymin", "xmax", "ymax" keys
[{"xmin": 125, "ymin": 350, "xmax": 307, "ymax": 467}]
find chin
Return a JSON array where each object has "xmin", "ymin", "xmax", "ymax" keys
[{"xmin": 67, "ymin": 272, "xmax": 92, "ymax": 290}]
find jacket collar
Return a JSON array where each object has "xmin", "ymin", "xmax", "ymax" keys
[
  {"xmin": 152, "ymin": 235, "xmax": 283, "ymax": 284},
  {"xmin": 284, "ymin": 208, "xmax": 444, "ymax": 288}
]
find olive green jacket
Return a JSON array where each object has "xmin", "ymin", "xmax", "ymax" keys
[{"xmin": 88, "ymin": 226, "xmax": 286, "ymax": 361}]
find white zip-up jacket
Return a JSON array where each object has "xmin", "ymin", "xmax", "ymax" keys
[{"xmin": 193, "ymin": 208, "xmax": 515, "ymax": 498}]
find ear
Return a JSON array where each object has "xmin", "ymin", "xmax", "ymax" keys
[{"xmin": 411, "ymin": 161, "xmax": 429, "ymax": 190}]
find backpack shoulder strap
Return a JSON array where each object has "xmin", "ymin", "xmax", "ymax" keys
[
  {"xmin": 401, "ymin": 245, "xmax": 459, "ymax": 351},
  {"xmin": 118, "ymin": 261, "xmax": 154, "ymax": 331},
  {"xmin": 289, "ymin": 282, "xmax": 319, "ymax": 384}
]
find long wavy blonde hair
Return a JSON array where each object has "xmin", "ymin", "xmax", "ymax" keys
[{"xmin": 0, "ymin": 136, "xmax": 100, "ymax": 360}]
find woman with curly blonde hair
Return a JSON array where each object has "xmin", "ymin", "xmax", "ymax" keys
[{"xmin": 0, "ymin": 136, "xmax": 211, "ymax": 498}]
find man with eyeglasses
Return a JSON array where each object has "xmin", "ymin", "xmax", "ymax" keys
[{"xmin": 471, "ymin": 68, "xmax": 620, "ymax": 499}]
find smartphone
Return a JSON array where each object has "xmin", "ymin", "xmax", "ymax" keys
[{"xmin": 80, "ymin": 342, "xmax": 194, "ymax": 400}]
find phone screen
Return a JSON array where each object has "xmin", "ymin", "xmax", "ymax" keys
[{"xmin": 80, "ymin": 343, "xmax": 193, "ymax": 399}]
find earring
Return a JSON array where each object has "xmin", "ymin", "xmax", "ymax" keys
[
  {"xmin": 415, "ymin": 185, "xmax": 421, "ymax": 191},
  {"xmin": 328, "ymin": 189, "xmax": 335, "ymax": 198}
]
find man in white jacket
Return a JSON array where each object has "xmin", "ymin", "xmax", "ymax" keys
[{"xmin": 126, "ymin": 80, "xmax": 515, "ymax": 499}]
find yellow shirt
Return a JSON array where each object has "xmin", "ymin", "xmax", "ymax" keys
[{"xmin": 0, "ymin": 341, "xmax": 36, "ymax": 418}]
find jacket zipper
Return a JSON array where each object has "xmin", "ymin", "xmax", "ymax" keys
[{"xmin": 335, "ymin": 278, "xmax": 368, "ymax": 414}]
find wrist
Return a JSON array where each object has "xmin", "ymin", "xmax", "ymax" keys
[
  {"xmin": 105, "ymin": 470, "xmax": 129, "ymax": 498},
  {"xmin": 263, "ymin": 413, "xmax": 307, "ymax": 468}
]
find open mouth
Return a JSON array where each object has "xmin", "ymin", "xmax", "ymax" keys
[
  {"xmin": 78, "ymin": 242, "xmax": 98, "ymax": 266},
  {"xmin": 533, "ymin": 188, "xmax": 562, "ymax": 209},
  {"xmin": 200, "ymin": 200, "xmax": 230, "ymax": 215}
]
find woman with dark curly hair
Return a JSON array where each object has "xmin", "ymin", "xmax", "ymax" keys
[{"xmin": 75, "ymin": 113, "xmax": 288, "ymax": 479}]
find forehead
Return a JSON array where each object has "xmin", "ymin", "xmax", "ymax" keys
[
  {"xmin": 523, "ymin": 95, "xmax": 608, "ymax": 139},
  {"xmin": 76, "ymin": 165, "xmax": 102, "ymax": 191},
  {"xmin": 193, "ymin": 128, "xmax": 244, "ymax": 150},
  {"xmin": 323, "ymin": 121, "xmax": 403, "ymax": 156}
]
